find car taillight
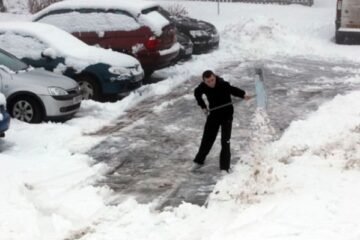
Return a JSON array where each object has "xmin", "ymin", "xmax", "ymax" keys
[{"xmin": 145, "ymin": 36, "xmax": 159, "ymax": 51}]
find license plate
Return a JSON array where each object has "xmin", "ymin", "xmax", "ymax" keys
[{"xmin": 73, "ymin": 95, "xmax": 82, "ymax": 104}]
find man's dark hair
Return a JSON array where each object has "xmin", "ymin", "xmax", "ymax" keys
[{"xmin": 202, "ymin": 70, "xmax": 214, "ymax": 80}]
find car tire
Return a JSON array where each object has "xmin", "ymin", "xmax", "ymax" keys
[
  {"xmin": 9, "ymin": 96, "xmax": 42, "ymax": 123},
  {"xmin": 75, "ymin": 74, "xmax": 100, "ymax": 101}
]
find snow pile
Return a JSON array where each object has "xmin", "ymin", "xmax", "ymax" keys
[
  {"xmin": 208, "ymin": 108, "xmax": 279, "ymax": 205},
  {"xmin": 4, "ymin": 0, "xmax": 29, "ymax": 14},
  {"xmin": 222, "ymin": 17, "xmax": 287, "ymax": 58},
  {"xmin": 267, "ymin": 90, "xmax": 360, "ymax": 169},
  {"xmin": 221, "ymin": 16, "xmax": 335, "ymax": 61}
]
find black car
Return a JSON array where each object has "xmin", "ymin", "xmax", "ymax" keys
[
  {"xmin": 158, "ymin": 8, "xmax": 219, "ymax": 55},
  {"xmin": 174, "ymin": 31, "xmax": 193, "ymax": 62}
]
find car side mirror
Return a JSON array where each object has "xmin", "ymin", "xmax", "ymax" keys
[{"xmin": 41, "ymin": 48, "xmax": 57, "ymax": 60}]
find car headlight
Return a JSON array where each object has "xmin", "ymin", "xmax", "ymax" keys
[
  {"xmin": 108, "ymin": 66, "xmax": 131, "ymax": 76},
  {"xmin": 189, "ymin": 30, "xmax": 209, "ymax": 38},
  {"xmin": 48, "ymin": 87, "xmax": 68, "ymax": 96}
]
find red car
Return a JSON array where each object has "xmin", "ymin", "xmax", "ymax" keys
[{"xmin": 33, "ymin": 0, "xmax": 180, "ymax": 76}]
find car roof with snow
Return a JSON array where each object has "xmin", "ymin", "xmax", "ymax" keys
[
  {"xmin": 32, "ymin": 0, "xmax": 170, "ymax": 37},
  {"xmin": 33, "ymin": 0, "xmax": 160, "ymax": 20},
  {"xmin": 0, "ymin": 21, "xmax": 140, "ymax": 68}
]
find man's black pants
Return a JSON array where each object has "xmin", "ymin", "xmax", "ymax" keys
[{"xmin": 193, "ymin": 114, "xmax": 233, "ymax": 171}]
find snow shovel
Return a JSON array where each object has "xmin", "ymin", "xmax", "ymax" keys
[{"xmin": 208, "ymin": 98, "xmax": 245, "ymax": 112}]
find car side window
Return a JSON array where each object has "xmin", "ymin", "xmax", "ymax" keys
[
  {"xmin": 0, "ymin": 32, "xmax": 47, "ymax": 59},
  {"xmin": 37, "ymin": 9, "xmax": 141, "ymax": 33}
]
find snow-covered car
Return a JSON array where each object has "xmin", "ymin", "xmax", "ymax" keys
[
  {"xmin": 158, "ymin": 7, "xmax": 219, "ymax": 54},
  {"xmin": 0, "ymin": 22, "xmax": 144, "ymax": 101},
  {"xmin": 32, "ymin": 0, "xmax": 180, "ymax": 77},
  {"xmin": 335, "ymin": 0, "xmax": 360, "ymax": 44},
  {"xmin": 0, "ymin": 93, "xmax": 10, "ymax": 137},
  {"xmin": 0, "ymin": 47, "xmax": 81, "ymax": 123}
]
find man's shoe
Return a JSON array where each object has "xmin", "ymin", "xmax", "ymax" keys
[
  {"xmin": 190, "ymin": 163, "xmax": 203, "ymax": 172},
  {"xmin": 220, "ymin": 170, "xmax": 229, "ymax": 176}
]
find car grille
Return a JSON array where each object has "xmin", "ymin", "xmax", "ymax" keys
[
  {"xmin": 126, "ymin": 64, "xmax": 141, "ymax": 72},
  {"xmin": 67, "ymin": 87, "xmax": 80, "ymax": 95},
  {"xmin": 126, "ymin": 65, "xmax": 144, "ymax": 82},
  {"xmin": 60, "ymin": 103, "xmax": 81, "ymax": 113}
]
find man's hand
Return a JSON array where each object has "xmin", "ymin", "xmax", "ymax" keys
[
  {"xmin": 202, "ymin": 108, "xmax": 209, "ymax": 116},
  {"xmin": 244, "ymin": 94, "xmax": 254, "ymax": 100}
]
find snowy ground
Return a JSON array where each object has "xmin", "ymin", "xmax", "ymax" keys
[{"xmin": 2, "ymin": 0, "xmax": 360, "ymax": 239}]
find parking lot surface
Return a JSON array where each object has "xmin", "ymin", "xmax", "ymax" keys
[{"xmin": 88, "ymin": 58, "xmax": 360, "ymax": 209}]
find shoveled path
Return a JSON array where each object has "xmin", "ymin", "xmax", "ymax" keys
[{"xmin": 87, "ymin": 58, "xmax": 360, "ymax": 209}]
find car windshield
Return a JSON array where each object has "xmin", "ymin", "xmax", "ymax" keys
[
  {"xmin": 37, "ymin": 27, "xmax": 89, "ymax": 55},
  {"xmin": 0, "ymin": 48, "xmax": 28, "ymax": 72}
]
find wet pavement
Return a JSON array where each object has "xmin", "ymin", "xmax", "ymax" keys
[{"xmin": 87, "ymin": 57, "xmax": 360, "ymax": 209}]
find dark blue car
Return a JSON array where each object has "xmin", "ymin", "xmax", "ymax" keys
[{"xmin": 0, "ymin": 99, "xmax": 10, "ymax": 138}]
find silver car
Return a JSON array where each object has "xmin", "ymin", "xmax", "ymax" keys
[{"xmin": 0, "ymin": 48, "xmax": 81, "ymax": 123}]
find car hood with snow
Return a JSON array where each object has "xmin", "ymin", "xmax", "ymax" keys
[{"xmin": 11, "ymin": 68, "xmax": 79, "ymax": 91}]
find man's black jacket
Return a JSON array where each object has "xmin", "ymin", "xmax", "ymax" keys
[{"xmin": 194, "ymin": 76, "xmax": 246, "ymax": 117}]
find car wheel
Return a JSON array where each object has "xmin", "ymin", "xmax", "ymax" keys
[
  {"xmin": 75, "ymin": 75, "xmax": 100, "ymax": 101},
  {"xmin": 10, "ymin": 97, "xmax": 42, "ymax": 123}
]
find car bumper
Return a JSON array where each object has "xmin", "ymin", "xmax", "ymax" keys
[
  {"xmin": 102, "ymin": 72, "xmax": 144, "ymax": 95},
  {"xmin": 337, "ymin": 28, "xmax": 360, "ymax": 39},
  {"xmin": 0, "ymin": 110, "xmax": 10, "ymax": 137},
  {"xmin": 139, "ymin": 43, "xmax": 180, "ymax": 72},
  {"xmin": 40, "ymin": 93, "xmax": 82, "ymax": 118},
  {"xmin": 192, "ymin": 39, "xmax": 219, "ymax": 54},
  {"xmin": 175, "ymin": 43, "xmax": 193, "ymax": 62}
]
